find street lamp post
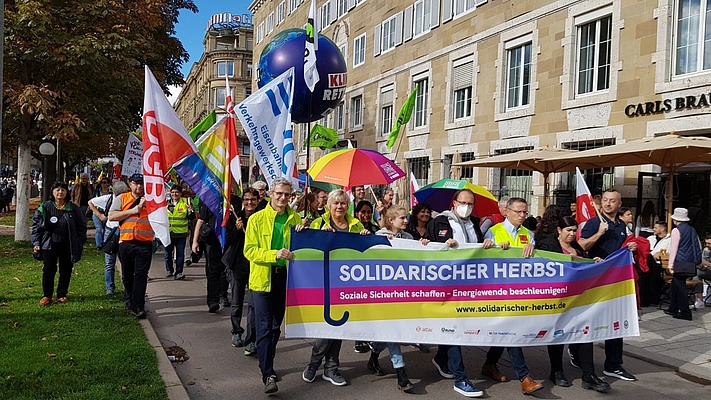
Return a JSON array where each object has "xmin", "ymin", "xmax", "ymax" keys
[{"xmin": 39, "ymin": 142, "xmax": 56, "ymax": 200}]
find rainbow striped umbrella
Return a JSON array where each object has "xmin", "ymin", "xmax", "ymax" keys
[
  {"xmin": 414, "ymin": 179, "xmax": 499, "ymax": 216},
  {"xmin": 307, "ymin": 148, "xmax": 405, "ymax": 187}
]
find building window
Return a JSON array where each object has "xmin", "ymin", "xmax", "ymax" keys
[
  {"xmin": 246, "ymin": 62, "xmax": 253, "ymax": 79},
  {"xmin": 454, "ymin": 0, "xmax": 477, "ymax": 17},
  {"xmin": 337, "ymin": 0, "xmax": 349, "ymax": 18},
  {"xmin": 413, "ymin": 0, "xmax": 433, "ymax": 37},
  {"xmin": 353, "ymin": 34, "xmax": 366, "ymax": 67},
  {"xmin": 576, "ymin": 14, "xmax": 612, "ymax": 95},
  {"xmin": 266, "ymin": 13, "xmax": 275, "ymax": 35},
  {"xmin": 277, "ymin": 1, "xmax": 286, "ymax": 25},
  {"xmin": 382, "ymin": 15, "xmax": 398, "ymax": 53},
  {"xmin": 675, "ymin": 0, "xmax": 711, "ymax": 76},
  {"xmin": 408, "ymin": 157, "xmax": 430, "ymax": 187},
  {"xmin": 321, "ymin": 2, "xmax": 332, "ymax": 30},
  {"xmin": 452, "ymin": 60, "xmax": 473, "ymax": 120},
  {"xmin": 380, "ymin": 86, "xmax": 394, "ymax": 137},
  {"xmin": 246, "ymin": 87, "xmax": 252, "ymax": 97},
  {"xmin": 216, "ymin": 61, "xmax": 234, "ymax": 77},
  {"xmin": 351, "ymin": 95, "xmax": 363, "ymax": 129},
  {"xmin": 300, "ymin": 123, "xmax": 308, "ymax": 151},
  {"xmin": 335, "ymin": 103, "xmax": 344, "ymax": 131},
  {"xmin": 289, "ymin": 0, "xmax": 299, "ymax": 15},
  {"xmin": 246, "ymin": 38, "xmax": 253, "ymax": 51},
  {"xmin": 506, "ymin": 40, "xmax": 532, "ymax": 109},
  {"xmin": 495, "ymin": 146, "xmax": 534, "ymax": 204},
  {"xmin": 242, "ymin": 143, "xmax": 251, "ymax": 155},
  {"xmin": 215, "ymin": 42, "xmax": 232, "ymax": 50},
  {"xmin": 413, "ymin": 77, "xmax": 429, "ymax": 128},
  {"xmin": 257, "ymin": 22, "xmax": 264, "ymax": 44},
  {"xmin": 339, "ymin": 43, "xmax": 347, "ymax": 64},
  {"xmin": 563, "ymin": 138, "xmax": 615, "ymax": 194},
  {"xmin": 216, "ymin": 87, "xmax": 226, "ymax": 108},
  {"xmin": 460, "ymin": 152, "xmax": 475, "ymax": 180}
]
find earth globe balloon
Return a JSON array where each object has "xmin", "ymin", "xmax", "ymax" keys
[{"xmin": 257, "ymin": 28, "xmax": 347, "ymax": 123}]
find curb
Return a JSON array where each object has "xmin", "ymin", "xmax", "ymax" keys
[{"xmin": 139, "ymin": 317, "xmax": 191, "ymax": 400}]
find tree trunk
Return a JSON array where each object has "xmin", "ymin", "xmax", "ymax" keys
[{"xmin": 14, "ymin": 141, "xmax": 32, "ymax": 242}]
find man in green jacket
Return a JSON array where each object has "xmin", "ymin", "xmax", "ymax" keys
[{"xmin": 244, "ymin": 177, "xmax": 303, "ymax": 394}]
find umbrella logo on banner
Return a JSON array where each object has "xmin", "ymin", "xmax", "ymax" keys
[{"xmin": 290, "ymin": 229, "xmax": 390, "ymax": 326}]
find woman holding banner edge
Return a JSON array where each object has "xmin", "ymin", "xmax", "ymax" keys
[{"xmin": 535, "ymin": 215, "xmax": 611, "ymax": 393}]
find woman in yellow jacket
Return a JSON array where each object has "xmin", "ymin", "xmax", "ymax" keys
[
  {"xmin": 243, "ymin": 178, "xmax": 304, "ymax": 395},
  {"xmin": 302, "ymin": 189, "xmax": 370, "ymax": 387}
]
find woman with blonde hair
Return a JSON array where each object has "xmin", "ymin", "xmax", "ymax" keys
[{"xmin": 302, "ymin": 189, "xmax": 370, "ymax": 387}]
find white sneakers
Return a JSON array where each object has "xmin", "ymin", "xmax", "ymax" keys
[{"xmin": 694, "ymin": 299, "xmax": 705, "ymax": 309}]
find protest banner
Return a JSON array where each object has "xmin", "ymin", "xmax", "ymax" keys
[
  {"xmin": 285, "ymin": 229, "xmax": 639, "ymax": 346},
  {"xmin": 121, "ymin": 134, "xmax": 143, "ymax": 177}
]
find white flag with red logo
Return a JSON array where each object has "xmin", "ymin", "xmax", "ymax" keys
[
  {"xmin": 142, "ymin": 66, "xmax": 200, "ymax": 246},
  {"xmin": 410, "ymin": 172, "xmax": 420, "ymax": 208},
  {"xmin": 575, "ymin": 167, "xmax": 597, "ymax": 236}
]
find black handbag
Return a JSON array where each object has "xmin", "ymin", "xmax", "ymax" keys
[
  {"xmin": 673, "ymin": 260, "xmax": 697, "ymax": 277},
  {"xmin": 99, "ymin": 227, "xmax": 120, "ymax": 255}
]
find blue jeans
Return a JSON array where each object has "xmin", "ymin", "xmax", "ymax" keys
[
  {"xmin": 371, "ymin": 342, "xmax": 405, "ymax": 368},
  {"xmin": 93, "ymin": 214, "xmax": 106, "ymax": 248},
  {"xmin": 435, "ymin": 345, "xmax": 467, "ymax": 383},
  {"xmin": 103, "ymin": 229, "xmax": 118, "ymax": 291},
  {"xmin": 485, "ymin": 346, "xmax": 530, "ymax": 381},
  {"xmin": 163, "ymin": 236, "xmax": 186, "ymax": 275},
  {"xmin": 252, "ymin": 269, "xmax": 287, "ymax": 382}
]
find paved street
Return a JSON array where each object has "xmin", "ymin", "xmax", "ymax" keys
[{"xmin": 143, "ymin": 253, "xmax": 711, "ymax": 399}]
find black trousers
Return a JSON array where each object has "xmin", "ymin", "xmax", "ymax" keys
[
  {"xmin": 669, "ymin": 275, "xmax": 692, "ymax": 318},
  {"xmin": 551, "ymin": 343, "xmax": 595, "ymax": 375},
  {"xmin": 118, "ymin": 241, "xmax": 152, "ymax": 310},
  {"xmin": 205, "ymin": 243, "xmax": 227, "ymax": 306},
  {"xmin": 226, "ymin": 266, "xmax": 252, "ymax": 336},
  {"xmin": 42, "ymin": 242, "xmax": 73, "ymax": 298}
]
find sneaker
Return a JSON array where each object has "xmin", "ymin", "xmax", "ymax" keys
[
  {"xmin": 264, "ymin": 375, "xmax": 278, "ymax": 394},
  {"xmin": 354, "ymin": 341, "xmax": 370, "ymax": 353},
  {"xmin": 231, "ymin": 334, "xmax": 244, "ymax": 348},
  {"xmin": 166, "ymin": 271, "xmax": 174, "ymax": 277},
  {"xmin": 432, "ymin": 357, "xmax": 455, "ymax": 379},
  {"xmin": 208, "ymin": 303, "xmax": 219, "ymax": 313},
  {"xmin": 221, "ymin": 296, "xmax": 231, "ymax": 307},
  {"xmin": 40, "ymin": 297, "xmax": 52, "ymax": 306},
  {"xmin": 302, "ymin": 364, "xmax": 318, "ymax": 382},
  {"xmin": 105, "ymin": 288, "xmax": 114, "ymax": 296},
  {"xmin": 134, "ymin": 308, "xmax": 147, "ymax": 319},
  {"xmin": 56, "ymin": 297, "xmax": 68, "ymax": 304},
  {"xmin": 695, "ymin": 299, "xmax": 705, "ymax": 309},
  {"xmin": 174, "ymin": 273, "xmax": 185, "ymax": 280},
  {"xmin": 244, "ymin": 342, "xmax": 257, "ymax": 356},
  {"xmin": 603, "ymin": 368, "xmax": 637, "ymax": 381},
  {"xmin": 453, "ymin": 379, "xmax": 483, "ymax": 397},
  {"xmin": 568, "ymin": 348, "xmax": 581, "ymax": 369},
  {"xmin": 322, "ymin": 369, "xmax": 347, "ymax": 386}
]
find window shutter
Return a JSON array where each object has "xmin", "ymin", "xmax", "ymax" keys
[
  {"xmin": 403, "ymin": 6, "xmax": 413, "ymax": 41},
  {"xmin": 348, "ymin": 0, "xmax": 355, "ymax": 10},
  {"xmin": 374, "ymin": 24, "xmax": 381, "ymax": 56},
  {"xmin": 453, "ymin": 61, "xmax": 473, "ymax": 89},
  {"xmin": 395, "ymin": 12, "xmax": 403, "ymax": 46},
  {"xmin": 431, "ymin": 0, "xmax": 441, "ymax": 29},
  {"xmin": 442, "ymin": 0, "xmax": 453, "ymax": 23}
]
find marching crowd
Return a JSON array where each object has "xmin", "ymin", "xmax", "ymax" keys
[{"xmin": 28, "ymin": 174, "xmax": 711, "ymax": 398}]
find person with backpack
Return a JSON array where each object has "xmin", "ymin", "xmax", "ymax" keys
[
  {"xmin": 31, "ymin": 181, "xmax": 87, "ymax": 306},
  {"xmin": 88, "ymin": 181, "xmax": 129, "ymax": 295}
]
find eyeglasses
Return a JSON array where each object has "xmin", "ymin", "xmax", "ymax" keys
[
  {"xmin": 243, "ymin": 197, "xmax": 258, "ymax": 202},
  {"xmin": 507, "ymin": 208, "xmax": 529, "ymax": 216}
]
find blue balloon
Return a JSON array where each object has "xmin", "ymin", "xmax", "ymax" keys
[{"xmin": 258, "ymin": 29, "xmax": 347, "ymax": 123}]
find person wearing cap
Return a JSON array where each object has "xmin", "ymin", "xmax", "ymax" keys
[
  {"xmin": 31, "ymin": 181, "xmax": 88, "ymax": 306},
  {"xmin": 666, "ymin": 208, "xmax": 703, "ymax": 320},
  {"xmin": 108, "ymin": 173, "xmax": 154, "ymax": 319}
]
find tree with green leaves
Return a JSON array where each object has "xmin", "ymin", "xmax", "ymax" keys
[{"xmin": 2, "ymin": 0, "xmax": 197, "ymax": 241}]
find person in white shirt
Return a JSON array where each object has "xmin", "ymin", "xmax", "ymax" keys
[
  {"xmin": 88, "ymin": 181, "xmax": 129, "ymax": 296},
  {"xmin": 639, "ymin": 221, "xmax": 671, "ymax": 307}
]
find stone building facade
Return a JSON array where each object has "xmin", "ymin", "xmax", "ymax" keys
[{"xmin": 249, "ymin": 0, "xmax": 711, "ymax": 215}]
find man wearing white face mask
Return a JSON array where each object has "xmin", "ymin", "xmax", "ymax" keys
[{"xmin": 424, "ymin": 189, "xmax": 492, "ymax": 398}]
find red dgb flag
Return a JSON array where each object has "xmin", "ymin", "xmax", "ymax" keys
[{"xmin": 575, "ymin": 167, "xmax": 597, "ymax": 234}]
